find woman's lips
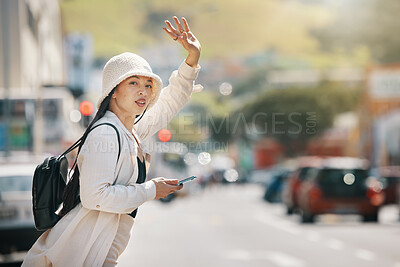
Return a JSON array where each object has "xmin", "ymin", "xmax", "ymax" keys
[{"xmin": 135, "ymin": 99, "xmax": 146, "ymax": 107}]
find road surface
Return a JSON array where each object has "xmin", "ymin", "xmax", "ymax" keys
[{"xmin": 118, "ymin": 184, "xmax": 400, "ymax": 267}]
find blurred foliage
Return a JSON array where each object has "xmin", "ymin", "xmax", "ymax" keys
[
  {"xmin": 61, "ymin": 0, "xmax": 153, "ymax": 56},
  {"xmin": 232, "ymin": 69, "xmax": 269, "ymax": 97},
  {"xmin": 169, "ymin": 80, "xmax": 362, "ymax": 151},
  {"xmin": 61, "ymin": 0, "xmax": 331, "ymax": 59},
  {"xmin": 311, "ymin": 0, "xmax": 400, "ymax": 63},
  {"xmin": 60, "ymin": 0, "xmax": 379, "ymax": 68},
  {"xmin": 189, "ymin": 91, "xmax": 231, "ymax": 118},
  {"xmin": 168, "ymin": 73, "xmax": 363, "ymax": 152},
  {"xmin": 167, "ymin": 117, "xmax": 207, "ymax": 143},
  {"xmin": 232, "ymin": 83, "xmax": 363, "ymax": 154},
  {"xmin": 167, "ymin": 91, "xmax": 231, "ymax": 143}
]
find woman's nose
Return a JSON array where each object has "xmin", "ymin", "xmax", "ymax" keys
[{"xmin": 138, "ymin": 87, "xmax": 147, "ymax": 96}]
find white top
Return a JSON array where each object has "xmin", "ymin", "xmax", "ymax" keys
[{"xmin": 22, "ymin": 61, "xmax": 201, "ymax": 267}]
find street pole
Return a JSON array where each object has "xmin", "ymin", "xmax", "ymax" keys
[
  {"xmin": 1, "ymin": 0, "xmax": 11, "ymax": 158},
  {"xmin": 34, "ymin": 5, "xmax": 44, "ymax": 156}
]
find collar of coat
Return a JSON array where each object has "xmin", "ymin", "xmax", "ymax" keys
[{"xmin": 103, "ymin": 110, "xmax": 152, "ymax": 156}]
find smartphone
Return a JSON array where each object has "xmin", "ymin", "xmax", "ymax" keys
[{"xmin": 177, "ymin": 176, "xmax": 197, "ymax": 185}]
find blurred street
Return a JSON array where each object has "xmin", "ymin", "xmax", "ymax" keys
[{"xmin": 119, "ymin": 184, "xmax": 400, "ymax": 267}]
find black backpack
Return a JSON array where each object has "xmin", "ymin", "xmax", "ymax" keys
[{"xmin": 32, "ymin": 122, "xmax": 121, "ymax": 231}]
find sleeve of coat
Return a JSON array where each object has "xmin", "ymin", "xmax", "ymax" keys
[
  {"xmin": 78, "ymin": 127, "xmax": 156, "ymax": 214},
  {"xmin": 134, "ymin": 61, "xmax": 201, "ymax": 140}
]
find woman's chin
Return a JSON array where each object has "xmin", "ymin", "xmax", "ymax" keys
[{"xmin": 132, "ymin": 108, "xmax": 146, "ymax": 117}]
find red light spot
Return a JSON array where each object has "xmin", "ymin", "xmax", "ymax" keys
[
  {"xmin": 158, "ymin": 129, "xmax": 171, "ymax": 142},
  {"xmin": 366, "ymin": 188, "xmax": 385, "ymax": 206},
  {"xmin": 79, "ymin": 101, "xmax": 94, "ymax": 116}
]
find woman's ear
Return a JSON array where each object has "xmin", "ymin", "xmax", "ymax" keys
[{"xmin": 111, "ymin": 90, "xmax": 117, "ymax": 99}]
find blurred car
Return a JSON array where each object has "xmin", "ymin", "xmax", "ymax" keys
[
  {"xmin": 376, "ymin": 166, "xmax": 400, "ymax": 205},
  {"xmin": 282, "ymin": 156, "xmax": 323, "ymax": 214},
  {"xmin": 209, "ymin": 154, "xmax": 238, "ymax": 184},
  {"xmin": 0, "ymin": 163, "xmax": 43, "ymax": 263},
  {"xmin": 146, "ymin": 143, "xmax": 201, "ymax": 202},
  {"xmin": 297, "ymin": 157, "xmax": 384, "ymax": 223},
  {"xmin": 263, "ymin": 169, "xmax": 291, "ymax": 203},
  {"xmin": 249, "ymin": 168, "xmax": 282, "ymax": 185}
]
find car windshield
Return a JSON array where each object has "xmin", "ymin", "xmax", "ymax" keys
[
  {"xmin": 0, "ymin": 176, "xmax": 32, "ymax": 193},
  {"xmin": 317, "ymin": 168, "xmax": 368, "ymax": 197}
]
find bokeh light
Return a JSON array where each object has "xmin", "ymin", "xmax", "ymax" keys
[
  {"xmin": 224, "ymin": 169, "xmax": 239, "ymax": 182},
  {"xmin": 70, "ymin": 110, "xmax": 81, "ymax": 123},
  {"xmin": 343, "ymin": 173, "xmax": 355, "ymax": 185},
  {"xmin": 158, "ymin": 129, "xmax": 172, "ymax": 142},
  {"xmin": 198, "ymin": 152, "xmax": 211, "ymax": 165},
  {"xmin": 79, "ymin": 100, "xmax": 94, "ymax": 116},
  {"xmin": 184, "ymin": 152, "xmax": 197, "ymax": 166},
  {"xmin": 219, "ymin": 82, "xmax": 233, "ymax": 96}
]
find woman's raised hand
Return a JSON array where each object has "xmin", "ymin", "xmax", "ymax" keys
[{"xmin": 163, "ymin": 16, "xmax": 201, "ymax": 68}]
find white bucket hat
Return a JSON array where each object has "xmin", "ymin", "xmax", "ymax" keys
[{"xmin": 97, "ymin": 52, "xmax": 163, "ymax": 109}]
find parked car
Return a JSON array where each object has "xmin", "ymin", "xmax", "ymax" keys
[
  {"xmin": 263, "ymin": 168, "xmax": 291, "ymax": 203},
  {"xmin": 282, "ymin": 156, "xmax": 323, "ymax": 214},
  {"xmin": 297, "ymin": 157, "xmax": 384, "ymax": 223},
  {"xmin": 0, "ymin": 163, "xmax": 43, "ymax": 264},
  {"xmin": 249, "ymin": 167, "xmax": 284, "ymax": 186}
]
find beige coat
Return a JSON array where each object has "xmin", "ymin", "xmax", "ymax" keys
[{"xmin": 22, "ymin": 61, "xmax": 201, "ymax": 267}]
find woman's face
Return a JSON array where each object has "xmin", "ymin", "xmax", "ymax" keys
[{"xmin": 111, "ymin": 75, "xmax": 154, "ymax": 117}]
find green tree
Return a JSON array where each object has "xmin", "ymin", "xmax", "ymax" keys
[
  {"xmin": 234, "ymin": 83, "xmax": 362, "ymax": 155},
  {"xmin": 311, "ymin": 0, "xmax": 400, "ymax": 63}
]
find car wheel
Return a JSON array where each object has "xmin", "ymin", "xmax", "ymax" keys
[
  {"xmin": 362, "ymin": 213, "xmax": 378, "ymax": 222},
  {"xmin": 286, "ymin": 206, "xmax": 294, "ymax": 215},
  {"xmin": 301, "ymin": 211, "xmax": 315, "ymax": 223}
]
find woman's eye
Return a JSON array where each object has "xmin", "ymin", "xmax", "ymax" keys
[
  {"xmin": 146, "ymin": 85, "xmax": 153, "ymax": 89},
  {"xmin": 130, "ymin": 82, "xmax": 138, "ymax": 85}
]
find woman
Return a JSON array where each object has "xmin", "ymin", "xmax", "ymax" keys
[{"xmin": 23, "ymin": 16, "xmax": 201, "ymax": 266}]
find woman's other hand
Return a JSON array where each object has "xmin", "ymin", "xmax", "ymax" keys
[
  {"xmin": 151, "ymin": 177, "xmax": 183, "ymax": 200},
  {"xmin": 163, "ymin": 16, "xmax": 201, "ymax": 68}
]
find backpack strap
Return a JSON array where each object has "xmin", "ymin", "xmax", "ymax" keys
[
  {"xmin": 59, "ymin": 137, "xmax": 83, "ymax": 158},
  {"xmin": 88, "ymin": 122, "xmax": 121, "ymax": 161},
  {"xmin": 58, "ymin": 122, "xmax": 121, "ymax": 161}
]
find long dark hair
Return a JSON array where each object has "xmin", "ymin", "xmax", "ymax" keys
[
  {"xmin": 59, "ymin": 88, "xmax": 115, "ymax": 216},
  {"xmin": 60, "ymin": 87, "xmax": 149, "ymax": 216}
]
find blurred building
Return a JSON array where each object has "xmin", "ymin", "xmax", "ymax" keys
[
  {"xmin": 267, "ymin": 68, "xmax": 364, "ymax": 89},
  {"xmin": 0, "ymin": 0, "xmax": 64, "ymax": 94},
  {"xmin": 253, "ymin": 138, "xmax": 285, "ymax": 169},
  {"xmin": 0, "ymin": 0, "xmax": 68, "ymax": 155},
  {"xmin": 359, "ymin": 64, "xmax": 400, "ymax": 167},
  {"xmin": 306, "ymin": 112, "xmax": 360, "ymax": 158},
  {"xmin": 65, "ymin": 33, "xmax": 93, "ymax": 97}
]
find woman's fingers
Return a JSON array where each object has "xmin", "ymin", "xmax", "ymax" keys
[
  {"xmin": 152, "ymin": 177, "xmax": 182, "ymax": 199},
  {"xmin": 173, "ymin": 16, "xmax": 185, "ymax": 33},
  {"xmin": 163, "ymin": 27, "xmax": 178, "ymax": 40},
  {"xmin": 182, "ymin": 17, "xmax": 190, "ymax": 32},
  {"xmin": 164, "ymin": 20, "xmax": 180, "ymax": 35},
  {"xmin": 163, "ymin": 28, "xmax": 189, "ymax": 44},
  {"xmin": 164, "ymin": 179, "xmax": 179, "ymax": 185},
  {"xmin": 169, "ymin": 184, "xmax": 183, "ymax": 194}
]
